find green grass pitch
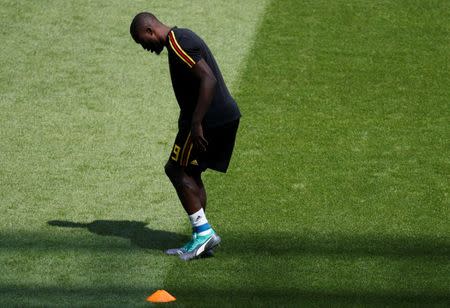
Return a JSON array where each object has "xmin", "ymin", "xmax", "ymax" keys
[{"xmin": 1, "ymin": 0, "xmax": 449, "ymax": 306}]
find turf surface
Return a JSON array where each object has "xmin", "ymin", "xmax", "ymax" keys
[{"xmin": 1, "ymin": 0, "xmax": 449, "ymax": 306}]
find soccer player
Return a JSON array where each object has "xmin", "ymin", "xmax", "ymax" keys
[{"xmin": 130, "ymin": 12, "xmax": 241, "ymax": 261}]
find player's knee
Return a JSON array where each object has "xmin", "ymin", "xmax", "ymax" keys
[
  {"xmin": 164, "ymin": 162, "xmax": 187, "ymax": 186},
  {"xmin": 164, "ymin": 162, "xmax": 199, "ymax": 193},
  {"xmin": 164, "ymin": 162, "xmax": 178, "ymax": 182},
  {"xmin": 179, "ymin": 175, "xmax": 199, "ymax": 194}
]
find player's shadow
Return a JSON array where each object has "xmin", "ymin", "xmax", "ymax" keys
[{"xmin": 47, "ymin": 220, "xmax": 185, "ymax": 251}]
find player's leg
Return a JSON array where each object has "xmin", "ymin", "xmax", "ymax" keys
[
  {"xmin": 164, "ymin": 161, "xmax": 202, "ymax": 215},
  {"xmin": 193, "ymin": 171, "xmax": 206, "ymax": 211},
  {"xmin": 164, "ymin": 161, "xmax": 201, "ymax": 255},
  {"xmin": 163, "ymin": 128, "xmax": 224, "ymax": 260},
  {"xmin": 190, "ymin": 171, "xmax": 216, "ymax": 258},
  {"xmin": 176, "ymin": 121, "xmax": 240, "ymax": 260},
  {"xmin": 164, "ymin": 161, "xmax": 219, "ymax": 258}
]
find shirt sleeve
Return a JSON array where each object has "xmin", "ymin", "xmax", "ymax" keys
[{"xmin": 168, "ymin": 30, "xmax": 202, "ymax": 69}]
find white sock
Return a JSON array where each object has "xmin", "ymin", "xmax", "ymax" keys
[{"xmin": 189, "ymin": 208, "xmax": 212, "ymax": 236}]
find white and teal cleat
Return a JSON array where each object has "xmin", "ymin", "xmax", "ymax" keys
[{"xmin": 179, "ymin": 230, "xmax": 221, "ymax": 261}]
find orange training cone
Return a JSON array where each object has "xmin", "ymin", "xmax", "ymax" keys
[{"xmin": 146, "ymin": 289, "xmax": 176, "ymax": 303}]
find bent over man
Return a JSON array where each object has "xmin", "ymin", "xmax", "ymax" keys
[{"xmin": 130, "ymin": 12, "xmax": 241, "ymax": 260}]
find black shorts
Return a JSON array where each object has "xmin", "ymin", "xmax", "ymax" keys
[{"xmin": 168, "ymin": 119, "xmax": 239, "ymax": 173}]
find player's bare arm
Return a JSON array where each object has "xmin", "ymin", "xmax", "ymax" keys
[{"xmin": 191, "ymin": 59, "xmax": 217, "ymax": 152}]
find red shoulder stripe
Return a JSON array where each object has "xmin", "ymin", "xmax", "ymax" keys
[{"xmin": 168, "ymin": 31, "xmax": 196, "ymax": 68}]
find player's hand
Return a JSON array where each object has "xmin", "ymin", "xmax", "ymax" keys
[{"xmin": 191, "ymin": 123, "xmax": 208, "ymax": 152}]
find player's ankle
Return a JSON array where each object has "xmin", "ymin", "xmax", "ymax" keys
[
  {"xmin": 189, "ymin": 208, "xmax": 212, "ymax": 236},
  {"xmin": 196, "ymin": 227, "xmax": 213, "ymax": 237}
]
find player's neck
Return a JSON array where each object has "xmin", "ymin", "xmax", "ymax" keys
[{"xmin": 159, "ymin": 25, "xmax": 172, "ymax": 45}]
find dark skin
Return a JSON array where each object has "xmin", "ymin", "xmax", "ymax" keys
[{"xmin": 131, "ymin": 14, "xmax": 216, "ymax": 215}]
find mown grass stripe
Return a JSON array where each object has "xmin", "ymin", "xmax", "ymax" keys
[{"xmin": 163, "ymin": 0, "xmax": 450, "ymax": 306}]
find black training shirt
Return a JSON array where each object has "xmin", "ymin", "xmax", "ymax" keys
[{"xmin": 165, "ymin": 27, "xmax": 241, "ymax": 129}]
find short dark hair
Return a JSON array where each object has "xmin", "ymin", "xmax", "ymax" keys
[{"xmin": 130, "ymin": 12, "xmax": 157, "ymax": 38}]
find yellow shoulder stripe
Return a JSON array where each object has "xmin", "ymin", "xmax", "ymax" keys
[{"xmin": 168, "ymin": 31, "xmax": 196, "ymax": 68}]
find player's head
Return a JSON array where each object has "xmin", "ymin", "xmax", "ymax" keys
[{"xmin": 130, "ymin": 12, "xmax": 165, "ymax": 55}]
